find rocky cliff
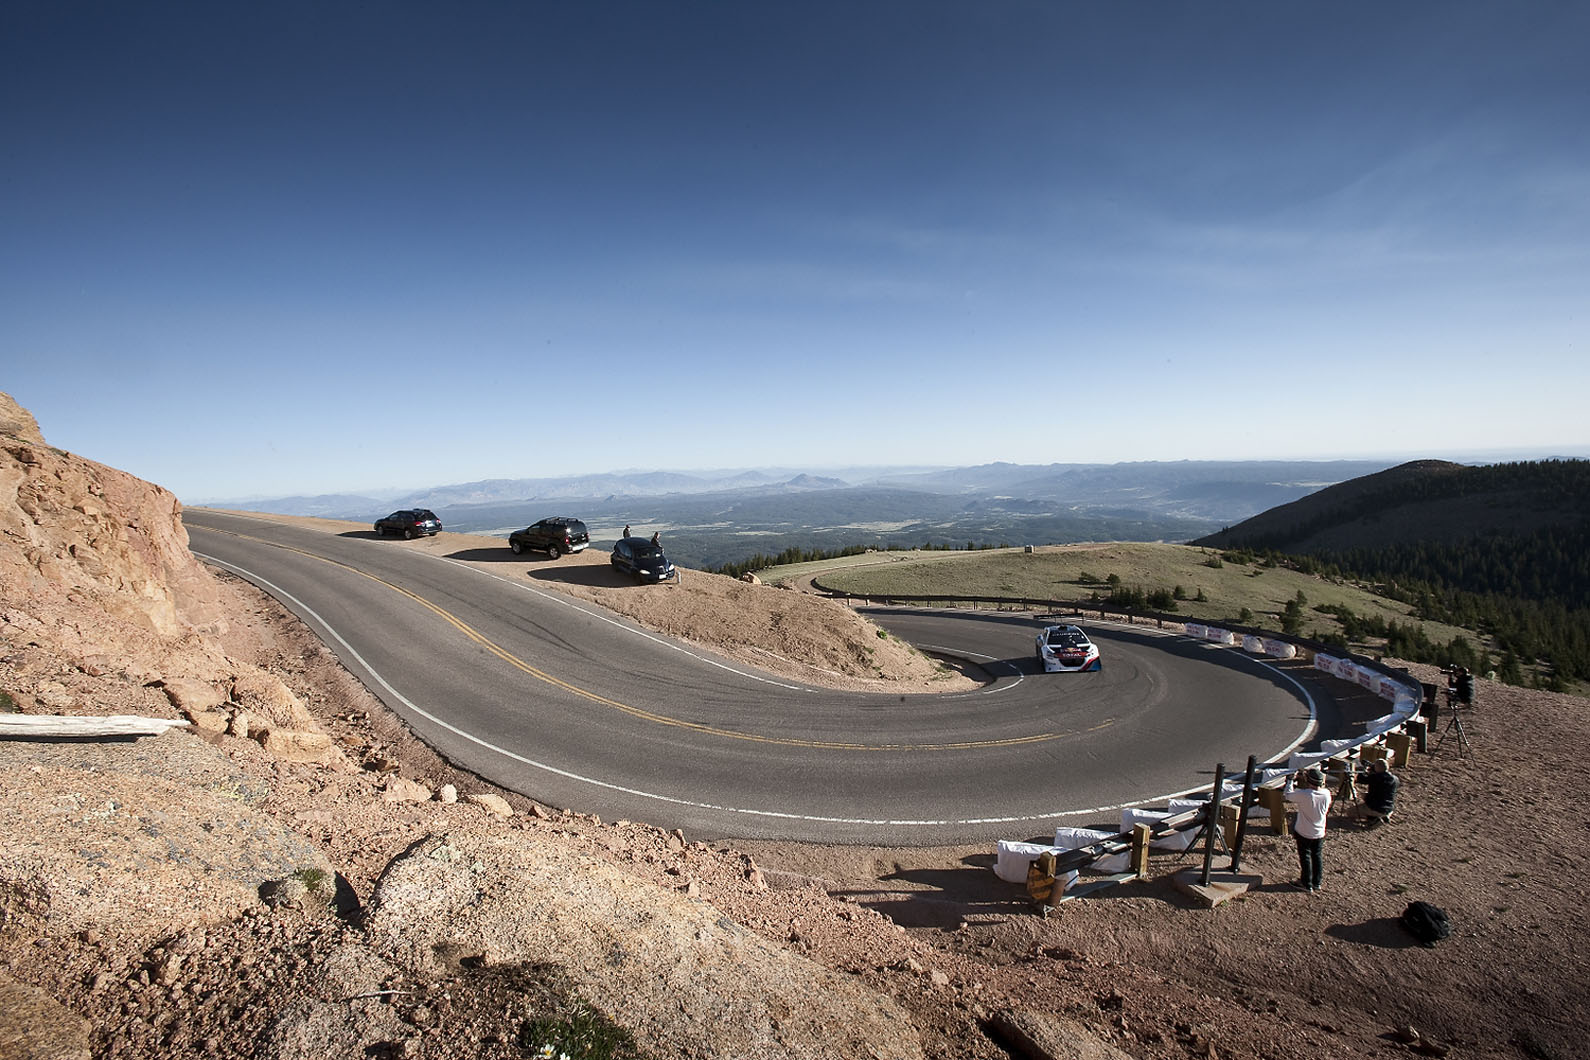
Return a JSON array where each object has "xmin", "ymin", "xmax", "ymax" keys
[{"xmin": 0, "ymin": 392, "xmax": 954, "ymax": 1060}]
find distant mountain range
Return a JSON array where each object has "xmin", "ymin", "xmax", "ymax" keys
[{"xmin": 212, "ymin": 460, "xmax": 1396, "ymax": 568}]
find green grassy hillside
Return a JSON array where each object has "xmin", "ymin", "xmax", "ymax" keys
[{"xmin": 767, "ymin": 542, "xmax": 1478, "ymax": 661}]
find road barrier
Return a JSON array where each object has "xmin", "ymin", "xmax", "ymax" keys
[{"xmin": 817, "ymin": 587, "xmax": 1432, "ymax": 902}]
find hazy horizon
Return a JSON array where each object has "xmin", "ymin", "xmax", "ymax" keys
[{"xmin": 190, "ymin": 448, "xmax": 1589, "ymax": 509}]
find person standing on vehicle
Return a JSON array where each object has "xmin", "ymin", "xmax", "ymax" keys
[{"xmin": 1285, "ymin": 767, "xmax": 1332, "ymax": 892}]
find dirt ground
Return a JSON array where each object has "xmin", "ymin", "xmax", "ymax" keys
[{"xmin": 7, "ymin": 508, "xmax": 1587, "ymax": 1059}]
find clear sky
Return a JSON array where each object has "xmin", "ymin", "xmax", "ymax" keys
[{"xmin": 4, "ymin": 2, "xmax": 1586, "ymax": 503}]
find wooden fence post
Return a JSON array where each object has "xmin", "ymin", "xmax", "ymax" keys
[
  {"xmin": 1219, "ymin": 804, "xmax": 1240, "ymax": 849},
  {"xmin": 1259, "ymin": 787, "xmax": 1290, "ymax": 836},
  {"xmin": 1130, "ymin": 823, "xmax": 1152, "ymax": 878}
]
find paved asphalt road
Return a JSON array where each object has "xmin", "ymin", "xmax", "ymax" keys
[{"xmin": 185, "ymin": 510, "xmax": 1329, "ymax": 845}]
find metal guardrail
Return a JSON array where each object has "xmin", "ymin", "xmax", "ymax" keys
[{"xmin": 817, "ymin": 585, "xmax": 1433, "ymax": 894}]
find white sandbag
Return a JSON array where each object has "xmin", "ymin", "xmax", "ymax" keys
[
  {"xmin": 1243, "ymin": 635, "xmax": 1267, "ymax": 654},
  {"xmin": 1092, "ymin": 852, "xmax": 1129, "ymax": 873},
  {"xmin": 1288, "ymin": 751, "xmax": 1329, "ymax": 773},
  {"xmin": 1320, "ymin": 738, "xmax": 1355, "ymax": 755},
  {"xmin": 1366, "ymin": 713, "xmax": 1401, "ymax": 736},
  {"xmin": 1053, "ymin": 826, "xmax": 1113, "ymax": 850},
  {"xmin": 1264, "ymin": 638, "xmax": 1297, "ymax": 659},
  {"xmin": 1052, "ymin": 826, "xmax": 1130, "ymax": 873},
  {"xmin": 1185, "ymin": 623, "xmax": 1207, "ymax": 639},
  {"xmin": 1204, "ymin": 627, "xmax": 1236, "ymax": 645},
  {"xmin": 994, "ymin": 840, "xmax": 1053, "ymax": 883}
]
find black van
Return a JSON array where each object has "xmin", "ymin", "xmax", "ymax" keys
[{"xmin": 508, "ymin": 517, "xmax": 590, "ymax": 558}]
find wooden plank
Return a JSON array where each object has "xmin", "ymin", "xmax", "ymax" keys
[
  {"xmin": 1052, "ymin": 872, "xmax": 1139, "ymax": 902},
  {"xmin": 0, "ymin": 715, "xmax": 191, "ymax": 739}
]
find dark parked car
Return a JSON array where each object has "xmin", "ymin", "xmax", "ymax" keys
[
  {"xmin": 611, "ymin": 536, "xmax": 678, "ymax": 583},
  {"xmin": 373, "ymin": 509, "xmax": 442, "ymax": 538},
  {"xmin": 508, "ymin": 517, "xmax": 590, "ymax": 559}
]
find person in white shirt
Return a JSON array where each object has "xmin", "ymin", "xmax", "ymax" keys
[{"xmin": 1285, "ymin": 767, "xmax": 1332, "ymax": 892}]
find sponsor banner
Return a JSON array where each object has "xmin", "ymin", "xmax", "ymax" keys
[{"xmin": 1185, "ymin": 623, "xmax": 1207, "ymax": 639}]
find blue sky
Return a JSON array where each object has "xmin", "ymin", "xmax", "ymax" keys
[{"xmin": 4, "ymin": 1, "xmax": 1586, "ymax": 503}]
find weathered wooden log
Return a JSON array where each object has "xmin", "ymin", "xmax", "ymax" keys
[{"xmin": 0, "ymin": 714, "xmax": 191, "ymax": 739}]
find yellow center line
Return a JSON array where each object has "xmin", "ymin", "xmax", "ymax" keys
[{"xmin": 196, "ymin": 525, "xmax": 1114, "ymax": 751}]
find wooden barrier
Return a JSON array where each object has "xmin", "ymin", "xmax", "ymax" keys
[
  {"xmin": 1259, "ymin": 787, "xmax": 1290, "ymax": 836},
  {"xmin": 1219, "ymin": 803, "xmax": 1240, "ymax": 849},
  {"xmin": 1129, "ymin": 823, "xmax": 1151, "ymax": 878}
]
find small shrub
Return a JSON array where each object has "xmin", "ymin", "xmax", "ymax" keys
[
  {"xmin": 0, "ymin": 690, "xmax": 18, "ymax": 713},
  {"xmin": 292, "ymin": 867, "xmax": 331, "ymax": 895},
  {"xmin": 522, "ymin": 1002, "xmax": 638, "ymax": 1060}
]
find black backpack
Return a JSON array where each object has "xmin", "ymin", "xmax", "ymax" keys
[{"xmin": 1401, "ymin": 901, "xmax": 1452, "ymax": 947}]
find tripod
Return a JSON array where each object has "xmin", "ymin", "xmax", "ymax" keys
[{"xmin": 1436, "ymin": 689, "xmax": 1472, "ymax": 758}]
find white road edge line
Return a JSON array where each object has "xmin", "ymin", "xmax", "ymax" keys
[{"xmin": 192, "ymin": 537, "xmax": 1320, "ymax": 830}]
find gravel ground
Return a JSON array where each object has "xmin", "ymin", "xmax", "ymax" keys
[{"xmin": 4, "ymin": 508, "xmax": 1586, "ymax": 1060}]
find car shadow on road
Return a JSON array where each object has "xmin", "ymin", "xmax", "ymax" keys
[
  {"xmin": 338, "ymin": 530, "xmax": 389, "ymax": 540},
  {"xmin": 526, "ymin": 564, "xmax": 637, "ymax": 589}
]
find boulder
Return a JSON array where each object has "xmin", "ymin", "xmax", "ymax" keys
[
  {"xmin": 364, "ymin": 832, "xmax": 924, "ymax": 1060},
  {"xmin": 988, "ymin": 1008, "xmax": 1136, "ymax": 1060},
  {"xmin": 464, "ymin": 792, "xmax": 514, "ymax": 818},
  {"xmin": 231, "ymin": 671, "xmax": 317, "ymax": 731},
  {"xmin": 258, "ymin": 729, "xmax": 345, "ymax": 766},
  {"xmin": 0, "ymin": 970, "xmax": 92, "ymax": 1060},
  {"xmin": 0, "ymin": 391, "xmax": 48, "ymax": 446},
  {"xmin": 381, "ymin": 776, "xmax": 432, "ymax": 803},
  {"xmin": 159, "ymin": 677, "xmax": 227, "ymax": 714},
  {"xmin": 0, "ymin": 754, "xmax": 332, "ymax": 937}
]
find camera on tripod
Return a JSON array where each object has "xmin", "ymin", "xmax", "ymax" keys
[{"xmin": 1440, "ymin": 665, "xmax": 1475, "ymax": 707}]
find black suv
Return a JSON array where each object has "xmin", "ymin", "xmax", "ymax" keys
[
  {"xmin": 611, "ymin": 536, "xmax": 677, "ymax": 583},
  {"xmin": 508, "ymin": 517, "xmax": 590, "ymax": 559},
  {"xmin": 374, "ymin": 509, "xmax": 442, "ymax": 538}
]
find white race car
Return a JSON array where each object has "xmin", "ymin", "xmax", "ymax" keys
[{"xmin": 1035, "ymin": 624, "xmax": 1102, "ymax": 672}]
